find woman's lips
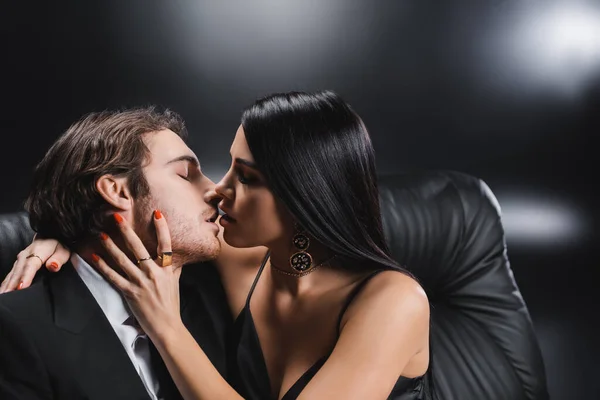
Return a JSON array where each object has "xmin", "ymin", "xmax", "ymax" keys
[{"xmin": 220, "ymin": 213, "xmax": 237, "ymax": 225}]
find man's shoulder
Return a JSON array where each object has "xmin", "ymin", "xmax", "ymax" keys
[
  {"xmin": 180, "ymin": 261, "xmax": 230, "ymax": 320},
  {"xmin": 179, "ymin": 260, "xmax": 232, "ymax": 377},
  {"xmin": 0, "ymin": 281, "xmax": 57, "ymax": 399},
  {"xmin": 0, "ymin": 279, "xmax": 53, "ymax": 327},
  {"xmin": 181, "ymin": 259, "xmax": 216, "ymax": 281},
  {"xmin": 180, "ymin": 261, "xmax": 229, "ymax": 309}
]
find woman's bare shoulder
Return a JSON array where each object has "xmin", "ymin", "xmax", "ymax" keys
[
  {"xmin": 319, "ymin": 269, "xmax": 430, "ymax": 390},
  {"xmin": 368, "ymin": 270, "xmax": 426, "ymax": 298},
  {"xmin": 366, "ymin": 271, "xmax": 428, "ymax": 313},
  {"xmin": 342, "ymin": 270, "xmax": 430, "ymax": 333}
]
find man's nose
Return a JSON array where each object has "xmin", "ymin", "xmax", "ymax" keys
[{"xmin": 204, "ymin": 187, "xmax": 222, "ymax": 205}]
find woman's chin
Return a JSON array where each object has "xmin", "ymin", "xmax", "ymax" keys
[{"xmin": 222, "ymin": 228, "xmax": 261, "ymax": 249}]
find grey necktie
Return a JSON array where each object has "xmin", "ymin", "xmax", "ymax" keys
[{"xmin": 124, "ymin": 316, "xmax": 163, "ymax": 400}]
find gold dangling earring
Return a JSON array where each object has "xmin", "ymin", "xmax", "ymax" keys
[{"xmin": 289, "ymin": 223, "xmax": 313, "ymax": 273}]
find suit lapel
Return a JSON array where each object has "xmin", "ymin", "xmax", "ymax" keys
[
  {"xmin": 49, "ymin": 263, "xmax": 151, "ymax": 400},
  {"xmin": 179, "ymin": 262, "xmax": 231, "ymax": 378}
]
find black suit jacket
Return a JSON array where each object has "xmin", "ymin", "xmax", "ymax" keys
[{"xmin": 0, "ymin": 260, "xmax": 232, "ymax": 400}]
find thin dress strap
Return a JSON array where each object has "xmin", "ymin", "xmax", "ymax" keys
[
  {"xmin": 337, "ymin": 269, "xmax": 385, "ymax": 335},
  {"xmin": 245, "ymin": 251, "xmax": 271, "ymax": 306}
]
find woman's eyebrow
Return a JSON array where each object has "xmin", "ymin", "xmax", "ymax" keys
[{"xmin": 234, "ymin": 158, "xmax": 258, "ymax": 170}]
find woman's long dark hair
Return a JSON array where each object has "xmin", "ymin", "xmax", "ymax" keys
[
  {"xmin": 241, "ymin": 90, "xmax": 412, "ymax": 276},
  {"xmin": 242, "ymin": 90, "xmax": 436, "ymax": 399}
]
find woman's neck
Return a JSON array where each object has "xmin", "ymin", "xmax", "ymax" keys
[{"xmin": 265, "ymin": 237, "xmax": 341, "ymax": 296}]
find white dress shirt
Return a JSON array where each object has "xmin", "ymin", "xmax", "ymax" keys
[{"xmin": 72, "ymin": 253, "xmax": 162, "ymax": 400}]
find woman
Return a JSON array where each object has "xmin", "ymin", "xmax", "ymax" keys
[{"xmin": 2, "ymin": 91, "xmax": 432, "ymax": 399}]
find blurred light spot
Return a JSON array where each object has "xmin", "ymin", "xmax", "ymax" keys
[
  {"xmin": 524, "ymin": 3, "xmax": 600, "ymax": 92},
  {"xmin": 496, "ymin": 193, "xmax": 589, "ymax": 248},
  {"xmin": 152, "ymin": 0, "xmax": 365, "ymax": 86},
  {"xmin": 481, "ymin": 1, "xmax": 600, "ymax": 99}
]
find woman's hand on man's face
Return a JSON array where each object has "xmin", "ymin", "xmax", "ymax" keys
[{"xmin": 90, "ymin": 210, "xmax": 183, "ymax": 341}]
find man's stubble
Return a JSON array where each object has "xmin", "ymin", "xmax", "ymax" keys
[{"xmin": 132, "ymin": 193, "xmax": 221, "ymax": 267}]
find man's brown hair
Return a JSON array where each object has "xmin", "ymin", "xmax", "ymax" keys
[{"xmin": 25, "ymin": 106, "xmax": 187, "ymax": 247}]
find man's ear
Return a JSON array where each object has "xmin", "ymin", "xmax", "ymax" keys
[{"xmin": 96, "ymin": 175, "xmax": 133, "ymax": 211}]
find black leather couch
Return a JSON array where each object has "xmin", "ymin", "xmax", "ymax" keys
[{"xmin": 0, "ymin": 170, "xmax": 549, "ymax": 399}]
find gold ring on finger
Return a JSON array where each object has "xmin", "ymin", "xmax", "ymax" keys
[
  {"xmin": 25, "ymin": 253, "xmax": 44, "ymax": 264},
  {"xmin": 136, "ymin": 256, "xmax": 153, "ymax": 265},
  {"xmin": 157, "ymin": 252, "xmax": 173, "ymax": 267}
]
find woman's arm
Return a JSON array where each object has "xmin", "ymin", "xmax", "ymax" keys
[
  {"xmin": 92, "ymin": 212, "xmax": 243, "ymax": 400},
  {"xmin": 297, "ymin": 271, "xmax": 430, "ymax": 400},
  {"xmin": 153, "ymin": 320, "xmax": 242, "ymax": 400}
]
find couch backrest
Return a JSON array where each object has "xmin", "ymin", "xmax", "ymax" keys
[
  {"xmin": 0, "ymin": 211, "xmax": 34, "ymax": 280},
  {"xmin": 379, "ymin": 170, "xmax": 548, "ymax": 399}
]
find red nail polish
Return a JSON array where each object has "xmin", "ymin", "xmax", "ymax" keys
[
  {"xmin": 92, "ymin": 253, "xmax": 100, "ymax": 263},
  {"xmin": 100, "ymin": 232, "xmax": 109, "ymax": 241},
  {"xmin": 17, "ymin": 282, "xmax": 24, "ymax": 290},
  {"xmin": 113, "ymin": 213, "xmax": 124, "ymax": 224},
  {"xmin": 49, "ymin": 262, "xmax": 59, "ymax": 271},
  {"xmin": 154, "ymin": 210, "xmax": 162, "ymax": 219}
]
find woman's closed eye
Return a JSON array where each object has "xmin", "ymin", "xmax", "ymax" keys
[{"xmin": 235, "ymin": 167, "xmax": 256, "ymax": 184}]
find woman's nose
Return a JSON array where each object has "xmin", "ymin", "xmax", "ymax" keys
[{"xmin": 213, "ymin": 177, "xmax": 234, "ymax": 200}]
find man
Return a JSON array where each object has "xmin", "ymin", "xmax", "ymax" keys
[{"xmin": 0, "ymin": 108, "xmax": 231, "ymax": 399}]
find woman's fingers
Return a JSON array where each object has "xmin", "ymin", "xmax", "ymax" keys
[
  {"xmin": 0, "ymin": 236, "xmax": 63, "ymax": 293},
  {"xmin": 1, "ymin": 257, "xmax": 31, "ymax": 293},
  {"xmin": 0, "ymin": 268, "xmax": 15, "ymax": 293},
  {"xmin": 153, "ymin": 210, "xmax": 173, "ymax": 267},
  {"xmin": 90, "ymin": 253, "xmax": 132, "ymax": 294},
  {"xmin": 99, "ymin": 229, "xmax": 146, "ymax": 282},
  {"xmin": 111, "ymin": 213, "xmax": 155, "ymax": 273},
  {"xmin": 45, "ymin": 242, "xmax": 72, "ymax": 273}
]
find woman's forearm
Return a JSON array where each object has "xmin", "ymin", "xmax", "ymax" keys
[{"xmin": 152, "ymin": 323, "xmax": 243, "ymax": 400}]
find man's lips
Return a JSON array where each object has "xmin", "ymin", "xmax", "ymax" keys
[{"xmin": 204, "ymin": 211, "xmax": 219, "ymax": 223}]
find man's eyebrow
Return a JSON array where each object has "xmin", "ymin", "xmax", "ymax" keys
[
  {"xmin": 166, "ymin": 155, "xmax": 200, "ymax": 167},
  {"xmin": 234, "ymin": 158, "xmax": 258, "ymax": 170}
]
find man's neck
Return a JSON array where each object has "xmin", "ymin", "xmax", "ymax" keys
[{"xmin": 76, "ymin": 240, "xmax": 130, "ymax": 275}]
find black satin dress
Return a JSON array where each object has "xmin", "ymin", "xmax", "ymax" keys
[{"xmin": 227, "ymin": 254, "xmax": 426, "ymax": 400}]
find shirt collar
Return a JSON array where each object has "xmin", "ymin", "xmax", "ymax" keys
[{"xmin": 71, "ymin": 253, "xmax": 132, "ymax": 326}]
